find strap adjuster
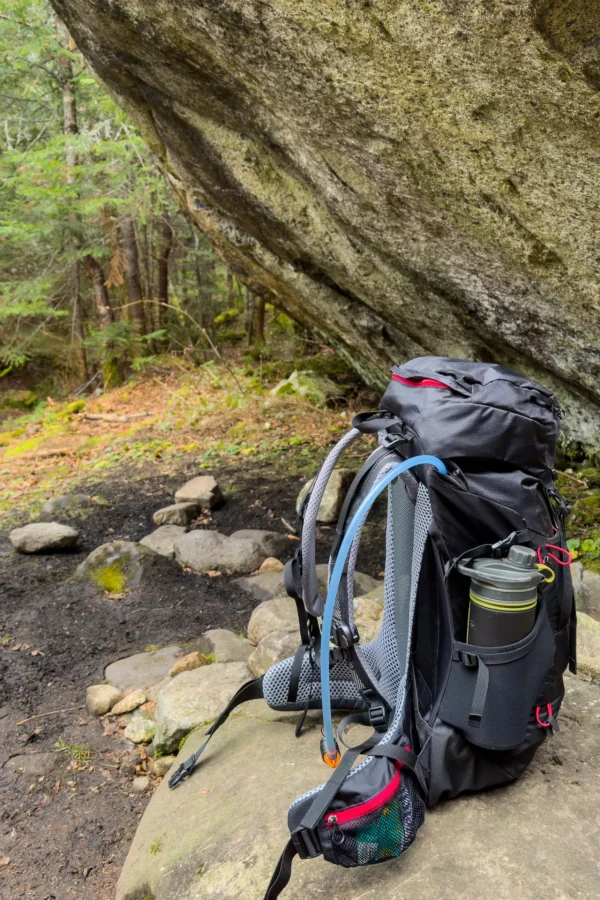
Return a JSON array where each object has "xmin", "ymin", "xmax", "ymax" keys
[
  {"xmin": 333, "ymin": 621, "xmax": 359, "ymax": 649},
  {"xmin": 291, "ymin": 826, "xmax": 321, "ymax": 859},
  {"xmin": 490, "ymin": 531, "xmax": 518, "ymax": 557},
  {"xmin": 455, "ymin": 650, "xmax": 478, "ymax": 668},
  {"xmin": 368, "ymin": 704, "xmax": 388, "ymax": 731}
]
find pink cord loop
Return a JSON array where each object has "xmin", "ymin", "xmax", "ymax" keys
[{"xmin": 537, "ymin": 544, "xmax": 573, "ymax": 567}]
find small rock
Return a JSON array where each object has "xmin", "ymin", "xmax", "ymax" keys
[
  {"xmin": 259, "ymin": 557, "xmax": 285, "ymax": 574},
  {"xmin": 4, "ymin": 752, "xmax": 58, "ymax": 778},
  {"xmin": 174, "ymin": 475, "xmax": 223, "ymax": 509},
  {"xmin": 173, "ymin": 530, "xmax": 267, "ymax": 575},
  {"xmin": 235, "ymin": 564, "xmax": 379, "ymax": 603},
  {"xmin": 169, "ymin": 652, "xmax": 205, "ymax": 677},
  {"xmin": 148, "ymin": 755, "xmax": 176, "ymax": 777},
  {"xmin": 132, "ymin": 775, "xmax": 150, "ymax": 793},
  {"xmin": 229, "ymin": 530, "xmax": 292, "ymax": 560},
  {"xmin": 86, "ymin": 684, "xmax": 122, "ymax": 716},
  {"xmin": 153, "ymin": 502, "xmax": 200, "ymax": 526},
  {"xmin": 248, "ymin": 631, "xmax": 300, "ymax": 677},
  {"xmin": 247, "ymin": 597, "xmax": 299, "ymax": 645},
  {"xmin": 195, "ymin": 629, "xmax": 253, "ymax": 663},
  {"xmin": 76, "ymin": 541, "xmax": 172, "ymax": 594},
  {"xmin": 111, "ymin": 689, "xmax": 147, "ymax": 715},
  {"xmin": 140, "ymin": 525, "xmax": 187, "ymax": 559},
  {"xmin": 124, "ymin": 716, "xmax": 156, "ymax": 744},
  {"xmin": 40, "ymin": 493, "xmax": 96, "ymax": 519},
  {"xmin": 105, "ymin": 647, "xmax": 184, "ymax": 692},
  {"xmin": 10, "ymin": 522, "xmax": 79, "ymax": 554},
  {"xmin": 296, "ymin": 468, "xmax": 355, "ymax": 523},
  {"xmin": 576, "ymin": 611, "xmax": 600, "ymax": 678},
  {"xmin": 154, "ymin": 661, "xmax": 251, "ymax": 754}
]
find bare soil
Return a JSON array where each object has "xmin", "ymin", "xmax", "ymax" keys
[{"xmin": 0, "ymin": 450, "xmax": 385, "ymax": 900}]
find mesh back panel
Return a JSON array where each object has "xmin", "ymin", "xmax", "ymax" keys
[{"xmin": 290, "ymin": 479, "xmax": 433, "ymax": 810}]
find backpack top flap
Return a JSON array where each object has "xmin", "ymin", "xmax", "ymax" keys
[{"xmin": 380, "ymin": 357, "xmax": 560, "ymax": 476}]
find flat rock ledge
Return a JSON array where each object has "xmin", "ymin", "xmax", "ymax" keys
[{"xmin": 116, "ymin": 676, "xmax": 600, "ymax": 900}]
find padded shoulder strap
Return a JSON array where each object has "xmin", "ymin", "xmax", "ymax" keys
[{"xmin": 300, "ymin": 428, "xmax": 362, "ymax": 615}]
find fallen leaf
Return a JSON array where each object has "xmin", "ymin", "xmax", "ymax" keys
[
  {"xmin": 207, "ymin": 570, "xmax": 222, "ymax": 577},
  {"xmin": 11, "ymin": 644, "xmax": 31, "ymax": 652},
  {"xmin": 31, "ymin": 649, "xmax": 44, "ymax": 657},
  {"xmin": 0, "ymin": 857, "xmax": 9, "ymax": 867}
]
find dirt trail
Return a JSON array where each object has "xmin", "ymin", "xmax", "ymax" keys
[{"xmin": 0, "ymin": 451, "xmax": 386, "ymax": 900}]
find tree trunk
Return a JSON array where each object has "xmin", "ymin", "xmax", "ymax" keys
[
  {"xmin": 121, "ymin": 213, "xmax": 146, "ymax": 337},
  {"xmin": 245, "ymin": 288, "xmax": 255, "ymax": 346},
  {"xmin": 70, "ymin": 260, "xmax": 88, "ymax": 379},
  {"xmin": 255, "ymin": 295, "xmax": 266, "ymax": 345},
  {"xmin": 83, "ymin": 255, "xmax": 113, "ymax": 329},
  {"xmin": 156, "ymin": 212, "xmax": 174, "ymax": 330}
]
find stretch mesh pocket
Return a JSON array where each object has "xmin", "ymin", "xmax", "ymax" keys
[{"xmin": 322, "ymin": 768, "xmax": 425, "ymax": 868}]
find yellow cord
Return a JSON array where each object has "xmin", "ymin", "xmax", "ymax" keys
[{"xmin": 536, "ymin": 563, "xmax": 555, "ymax": 583}]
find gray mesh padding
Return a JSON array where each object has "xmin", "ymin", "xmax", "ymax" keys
[
  {"xmin": 263, "ymin": 651, "xmax": 361, "ymax": 709},
  {"xmin": 302, "ymin": 428, "xmax": 361, "ymax": 616},
  {"xmin": 290, "ymin": 479, "xmax": 433, "ymax": 809}
]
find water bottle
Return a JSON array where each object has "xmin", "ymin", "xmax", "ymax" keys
[{"xmin": 458, "ymin": 545, "xmax": 547, "ymax": 647}]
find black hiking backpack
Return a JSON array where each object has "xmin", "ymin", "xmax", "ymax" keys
[{"xmin": 169, "ymin": 356, "xmax": 576, "ymax": 898}]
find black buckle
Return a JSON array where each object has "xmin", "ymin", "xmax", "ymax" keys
[
  {"xmin": 333, "ymin": 621, "xmax": 359, "ymax": 649},
  {"xmin": 291, "ymin": 826, "xmax": 321, "ymax": 859},
  {"xmin": 490, "ymin": 531, "xmax": 518, "ymax": 558},
  {"xmin": 168, "ymin": 757, "xmax": 196, "ymax": 789},
  {"xmin": 368, "ymin": 704, "xmax": 388, "ymax": 731},
  {"xmin": 455, "ymin": 650, "xmax": 479, "ymax": 668}
]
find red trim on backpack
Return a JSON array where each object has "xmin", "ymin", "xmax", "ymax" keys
[
  {"xmin": 392, "ymin": 375, "xmax": 449, "ymax": 389},
  {"xmin": 325, "ymin": 767, "xmax": 400, "ymax": 826}
]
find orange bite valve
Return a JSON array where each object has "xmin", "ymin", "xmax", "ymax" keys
[{"xmin": 320, "ymin": 736, "xmax": 341, "ymax": 768}]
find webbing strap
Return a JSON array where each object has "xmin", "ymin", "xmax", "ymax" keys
[
  {"xmin": 469, "ymin": 658, "xmax": 490, "ymax": 727},
  {"xmin": 447, "ymin": 530, "xmax": 530, "ymax": 577},
  {"xmin": 263, "ymin": 839, "xmax": 297, "ymax": 900},
  {"xmin": 168, "ymin": 676, "xmax": 264, "ymax": 788}
]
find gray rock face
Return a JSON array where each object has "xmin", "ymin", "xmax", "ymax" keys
[
  {"xmin": 154, "ymin": 661, "xmax": 251, "ymax": 754},
  {"xmin": 229, "ymin": 530, "xmax": 293, "ymax": 560},
  {"xmin": 236, "ymin": 564, "xmax": 380, "ymax": 603},
  {"xmin": 75, "ymin": 540, "xmax": 171, "ymax": 592},
  {"xmin": 174, "ymin": 475, "xmax": 223, "ymax": 509},
  {"xmin": 297, "ymin": 468, "xmax": 355, "ymax": 523},
  {"xmin": 576, "ymin": 612, "xmax": 600, "ymax": 678},
  {"xmin": 116, "ymin": 676, "xmax": 600, "ymax": 900},
  {"xmin": 40, "ymin": 493, "xmax": 95, "ymax": 519},
  {"xmin": 573, "ymin": 564, "xmax": 600, "ymax": 623},
  {"xmin": 49, "ymin": 0, "xmax": 600, "ymax": 459},
  {"xmin": 140, "ymin": 525, "xmax": 187, "ymax": 559},
  {"xmin": 153, "ymin": 502, "xmax": 200, "ymax": 526},
  {"xmin": 196, "ymin": 629, "xmax": 253, "ymax": 664},
  {"xmin": 10, "ymin": 522, "xmax": 79, "ymax": 554},
  {"xmin": 247, "ymin": 630, "xmax": 300, "ymax": 677},
  {"xmin": 104, "ymin": 646, "xmax": 183, "ymax": 692},
  {"xmin": 86, "ymin": 683, "xmax": 122, "ymax": 716},
  {"xmin": 173, "ymin": 530, "xmax": 267, "ymax": 574}
]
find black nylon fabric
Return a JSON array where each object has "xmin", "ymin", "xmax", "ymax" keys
[{"xmin": 380, "ymin": 357, "xmax": 560, "ymax": 477}]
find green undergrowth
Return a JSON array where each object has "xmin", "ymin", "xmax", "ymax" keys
[{"xmin": 557, "ymin": 468, "xmax": 600, "ymax": 573}]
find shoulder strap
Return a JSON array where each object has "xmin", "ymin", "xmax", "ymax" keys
[{"xmin": 168, "ymin": 676, "xmax": 264, "ymax": 788}]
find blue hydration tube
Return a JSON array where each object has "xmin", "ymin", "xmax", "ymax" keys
[{"xmin": 320, "ymin": 455, "xmax": 448, "ymax": 761}]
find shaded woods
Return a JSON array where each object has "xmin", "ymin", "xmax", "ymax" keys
[{"xmin": 0, "ymin": 0, "xmax": 273, "ymax": 394}]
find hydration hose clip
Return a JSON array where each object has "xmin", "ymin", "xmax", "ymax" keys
[{"xmin": 333, "ymin": 621, "xmax": 359, "ymax": 649}]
